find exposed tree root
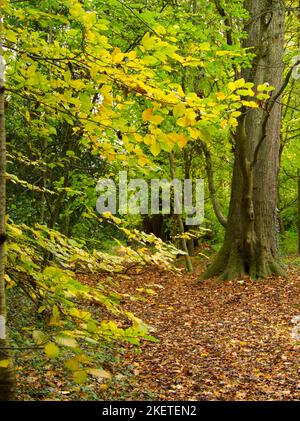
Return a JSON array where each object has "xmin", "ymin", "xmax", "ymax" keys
[{"xmin": 200, "ymin": 242, "xmax": 286, "ymax": 281}]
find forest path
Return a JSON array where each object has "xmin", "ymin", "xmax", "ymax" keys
[{"xmin": 113, "ymin": 263, "xmax": 300, "ymax": 400}]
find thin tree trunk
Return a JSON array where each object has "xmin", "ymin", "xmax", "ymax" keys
[
  {"xmin": 199, "ymin": 140, "xmax": 227, "ymax": 228},
  {"xmin": 0, "ymin": 3, "xmax": 16, "ymax": 400},
  {"xmin": 169, "ymin": 153, "xmax": 193, "ymax": 273},
  {"xmin": 203, "ymin": 0, "xmax": 286, "ymax": 280}
]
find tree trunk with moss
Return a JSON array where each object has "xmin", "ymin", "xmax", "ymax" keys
[
  {"xmin": 203, "ymin": 0, "xmax": 285, "ymax": 280},
  {"xmin": 0, "ymin": 6, "xmax": 16, "ymax": 400}
]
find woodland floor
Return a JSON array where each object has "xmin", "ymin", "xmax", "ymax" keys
[{"xmin": 15, "ymin": 256, "xmax": 300, "ymax": 401}]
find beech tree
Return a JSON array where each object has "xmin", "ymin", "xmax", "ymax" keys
[{"xmin": 203, "ymin": 0, "xmax": 287, "ymax": 279}]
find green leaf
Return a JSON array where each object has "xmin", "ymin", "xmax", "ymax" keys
[
  {"xmin": 33, "ymin": 330, "xmax": 47, "ymax": 345},
  {"xmin": 141, "ymin": 32, "xmax": 155, "ymax": 50},
  {"xmin": 73, "ymin": 370, "xmax": 87, "ymax": 384},
  {"xmin": 55, "ymin": 335, "xmax": 78, "ymax": 349},
  {"xmin": 44, "ymin": 342, "xmax": 60, "ymax": 359},
  {"xmin": 65, "ymin": 358, "xmax": 80, "ymax": 371}
]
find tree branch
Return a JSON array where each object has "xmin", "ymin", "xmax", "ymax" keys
[{"xmin": 251, "ymin": 59, "xmax": 300, "ymax": 168}]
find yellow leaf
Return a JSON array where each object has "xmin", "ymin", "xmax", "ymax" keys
[
  {"xmin": 142, "ymin": 108, "xmax": 153, "ymax": 122},
  {"xmin": 0, "ymin": 360, "xmax": 10, "ymax": 368},
  {"xmin": 228, "ymin": 81, "xmax": 236, "ymax": 91},
  {"xmin": 143, "ymin": 134, "xmax": 155, "ymax": 146},
  {"xmin": 9, "ymin": 225, "xmax": 22, "ymax": 236},
  {"xmin": 138, "ymin": 156, "xmax": 149, "ymax": 167},
  {"xmin": 112, "ymin": 47, "xmax": 124, "ymax": 64},
  {"xmin": 228, "ymin": 117, "xmax": 238, "ymax": 127},
  {"xmin": 142, "ymin": 108, "xmax": 164, "ymax": 125},
  {"xmin": 216, "ymin": 50, "xmax": 232, "ymax": 56},
  {"xmin": 24, "ymin": 110, "xmax": 31, "ymax": 122},
  {"xmin": 44, "ymin": 342, "xmax": 59, "ymax": 359},
  {"xmin": 176, "ymin": 116, "xmax": 195, "ymax": 127},
  {"xmin": 235, "ymin": 78, "xmax": 246, "ymax": 89},
  {"xmin": 152, "ymin": 115, "xmax": 164, "ymax": 125},
  {"xmin": 241, "ymin": 100, "xmax": 259, "ymax": 108},
  {"xmin": 155, "ymin": 25, "xmax": 166, "ymax": 35},
  {"xmin": 236, "ymin": 88, "xmax": 255, "ymax": 97},
  {"xmin": 127, "ymin": 51, "xmax": 137, "ymax": 60},
  {"xmin": 4, "ymin": 274, "xmax": 15, "ymax": 288},
  {"xmin": 142, "ymin": 32, "xmax": 155, "ymax": 50},
  {"xmin": 69, "ymin": 3, "xmax": 83, "ymax": 18},
  {"xmin": 4, "ymin": 29, "xmax": 18, "ymax": 43},
  {"xmin": 228, "ymin": 78, "xmax": 245, "ymax": 91},
  {"xmin": 150, "ymin": 141, "xmax": 161, "ymax": 156},
  {"xmin": 198, "ymin": 42, "xmax": 210, "ymax": 51},
  {"xmin": 188, "ymin": 127, "xmax": 200, "ymax": 139},
  {"xmin": 177, "ymin": 134, "xmax": 188, "ymax": 148},
  {"xmin": 216, "ymin": 92, "xmax": 226, "ymax": 100},
  {"xmin": 173, "ymin": 102, "xmax": 186, "ymax": 118}
]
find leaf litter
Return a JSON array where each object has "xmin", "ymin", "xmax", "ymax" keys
[{"xmin": 15, "ymin": 261, "xmax": 300, "ymax": 401}]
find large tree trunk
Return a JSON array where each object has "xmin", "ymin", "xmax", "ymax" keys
[
  {"xmin": 0, "ymin": 8, "xmax": 16, "ymax": 400},
  {"xmin": 203, "ymin": 0, "xmax": 286, "ymax": 280}
]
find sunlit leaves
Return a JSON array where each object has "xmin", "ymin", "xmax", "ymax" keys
[
  {"xmin": 3, "ymin": 0, "xmax": 269, "ymax": 166},
  {"xmin": 111, "ymin": 47, "xmax": 125, "ymax": 64},
  {"xmin": 142, "ymin": 108, "xmax": 164, "ymax": 125},
  {"xmin": 257, "ymin": 83, "xmax": 275, "ymax": 92},
  {"xmin": 176, "ymin": 114, "xmax": 196, "ymax": 128},
  {"xmin": 228, "ymin": 78, "xmax": 246, "ymax": 91},
  {"xmin": 241, "ymin": 100, "xmax": 259, "ymax": 108},
  {"xmin": 141, "ymin": 32, "xmax": 155, "ymax": 51}
]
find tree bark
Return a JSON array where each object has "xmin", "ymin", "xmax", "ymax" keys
[
  {"xmin": 0, "ymin": 4, "xmax": 16, "ymax": 399},
  {"xmin": 203, "ymin": 0, "xmax": 286, "ymax": 280}
]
